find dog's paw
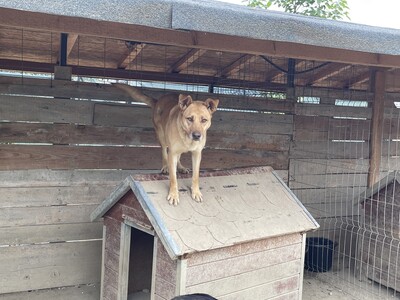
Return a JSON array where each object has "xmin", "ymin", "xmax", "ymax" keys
[
  {"xmin": 167, "ymin": 190, "xmax": 180, "ymax": 206},
  {"xmin": 191, "ymin": 189, "xmax": 203, "ymax": 203},
  {"xmin": 160, "ymin": 166, "xmax": 169, "ymax": 175},
  {"xmin": 178, "ymin": 166, "xmax": 190, "ymax": 174}
]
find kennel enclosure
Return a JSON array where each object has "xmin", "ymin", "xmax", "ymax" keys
[{"xmin": 2, "ymin": 0, "xmax": 400, "ymax": 299}]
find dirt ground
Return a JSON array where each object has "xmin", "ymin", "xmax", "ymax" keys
[
  {"xmin": 302, "ymin": 270, "xmax": 400, "ymax": 300},
  {"xmin": 303, "ymin": 271, "xmax": 358, "ymax": 300}
]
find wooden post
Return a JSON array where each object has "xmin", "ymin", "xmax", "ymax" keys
[
  {"xmin": 118, "ymin": 223, "xmax": 131, "ymax": 300},
  {"xmin": 150, "ymin": 237, "xmax": 158, "ymax": 300},
  {"xmin": 100, "ymin": 225, "xmax": 107, "ymax": 300},
  {"xmin": 175, "ymin": 258, "xmax": 187, "ymax": 296},
  {"xmin": 298, "ymin": 233, "xmax": 307, "ymax": 300},
  {"xmin": 368, "ymin": 69, "xmax": 386, "ymax": 187}
]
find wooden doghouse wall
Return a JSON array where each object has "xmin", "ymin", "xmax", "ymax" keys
[
  {"xmin": 0, "ymin": 77, "xmax": 290, "ymax": 298},
  {"xmin": 154, "ymin": 239, "xmax": 179, "ymax": 300},
  {"xmin": 184, "ymin": 233, "xmax": 304, "ymax": 299},
  {"xmin": 101, "ymin": 190, "xmax": 174, "ymax": 300},
  {"xmin": 101, "ymin": 189, "xmax": 179, "ymax": 300}
]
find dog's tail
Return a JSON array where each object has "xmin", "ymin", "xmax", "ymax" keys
[{"xmin": 113, "ymin": 83, "xmax": 156, "ymax": 108}]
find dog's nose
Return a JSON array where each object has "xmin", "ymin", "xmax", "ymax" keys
[{"xmin": 192, "ymin": 132, "xmax": 201, "ymax": 141}]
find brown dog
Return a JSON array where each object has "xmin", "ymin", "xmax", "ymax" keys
[{"xmin": 114, "ymin": 84, "xmax": 219, "ymax": 205}]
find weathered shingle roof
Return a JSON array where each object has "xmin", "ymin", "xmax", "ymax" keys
[
  {"xmin": 1, "ymin": 0, "xmax": 400, "ymax": 56},
  {"xmin": 91, "ymin": 167, "xmax": 319, "ymax": 259}
]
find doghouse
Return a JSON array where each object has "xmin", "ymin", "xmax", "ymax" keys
[
  {"xmin": 91, "ymin": 166, "xmax": 319, "ymax": 299},
  {"xmin": 357, "ymin": 171, "xmax": 400, "ymax": 292}
]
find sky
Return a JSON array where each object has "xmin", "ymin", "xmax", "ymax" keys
[{"xmin": 217, "ymin": 0, "xmax": 400, "ymax": 30}]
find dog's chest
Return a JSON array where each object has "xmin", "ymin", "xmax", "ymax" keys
[{"xmin": 180, "ymin": 138, "xmax": 205, "ymax": 153}]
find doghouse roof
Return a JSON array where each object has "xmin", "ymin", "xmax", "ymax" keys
[
  {"xmin": 91, "ymin": 166, "xmax": 319, "ymax": 259},
  {"xmin": 356, "ymin": 171, "xmax": 400, "ymax": 205}
]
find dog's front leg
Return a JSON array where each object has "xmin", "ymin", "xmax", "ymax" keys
[
  {"xmin": 191, "ymin": 150, "xmax": 203, "ymax": 202},
  {"xmin": 160, "ymin": 146, "xmax": 169, "ymax": 174},
  {"xmin": 167, "ymin": 151, "xmax": 180, "ymax": 205}
]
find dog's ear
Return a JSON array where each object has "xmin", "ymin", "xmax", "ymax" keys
[
  {"xmin": 179, "ymin": 94, "xmax": 193, "ymax": 111},
  {"xmin": 204, "ymin": 98, "xmax": 219, "ymax": 114}
]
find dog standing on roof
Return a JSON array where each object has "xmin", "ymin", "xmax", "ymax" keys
[{"xmin": 114, "ymin": 84, "xmax": 219, "ymax": 206}]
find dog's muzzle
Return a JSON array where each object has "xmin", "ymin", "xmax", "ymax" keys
[{"xmin": 191, "ymin": 132, "xmax": 202, "ymax": 141}]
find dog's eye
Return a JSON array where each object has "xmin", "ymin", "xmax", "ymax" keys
[
  {"xmin": 186, "ymin": 117, "xmax": 194, "ymax": 122},
  {"xmin": 201, "ymin": 118, "xmax": 208, "ymax": 123}
]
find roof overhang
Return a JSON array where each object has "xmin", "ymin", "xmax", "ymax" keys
[{"xmin": 1, "ymin": 0, "xmax": 400, "ymax": 68}]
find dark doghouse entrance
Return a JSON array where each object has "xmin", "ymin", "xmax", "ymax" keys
[{"xmin": 128, "ymin": 226, "xmax": 155, "ymax": 300}]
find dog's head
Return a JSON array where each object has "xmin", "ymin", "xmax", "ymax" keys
[{"xmin": 179, "ymin": 94, "xmax": 219, "ymax": 142}]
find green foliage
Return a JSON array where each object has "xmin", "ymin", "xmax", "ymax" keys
[{"xmin": 246, "ymin": 0, "xmax": 350, "ymax": 20}]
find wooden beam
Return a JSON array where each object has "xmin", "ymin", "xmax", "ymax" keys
[
  {"xmin": 263, "ymin": 58, "xmax": 287, "ymax": 83},
  {"xmin": 265, "ymin": 68, "xmax": 283, "ymax": 83},
  {"xmin": 304, "ymin": 63, "xmax": 351, "ymax": 86},
  {"xmin": 118, "ymin": 42, "xmax": 146, "ymax": 69},
  {"xmin": 219, "ymin": 54, "xmax": 258, "ymax": 77},
  {"xmin": 0, "ymin": 58, "xmax": 287, "ymax": 91},
  {"xmin": 346, "ymin": 72, "xmax": 369, "ymax": 89},
  {"xmin": 2, "ymin": 7, "xmax": 400, "ymax": 68},
  {"xmin": 381, "ymin": 69, "xmax": 400, "ymax": 92},
  {"xmin": 168, "ymin": 48, "xmax": 207, "ymax": 73},
  {"xmin": 368, "ymin": 69, "xmax": 386, "ymax": 187},
  {"xmin": 270, "ymin": 61, "xmax": 307, "ymax": 84},
  {"xmin": 67, "ymin": 33, "xmax": 78, "ymax": 58}
]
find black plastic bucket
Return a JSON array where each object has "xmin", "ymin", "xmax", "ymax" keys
[{"xmin": 304, "ymin": 237, "xmax": 334, "ymax": 272}]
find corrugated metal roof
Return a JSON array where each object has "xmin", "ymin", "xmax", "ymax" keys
[
  {"xmin": 91, "ymin": 167, "xmax": 319, "ymax": 259},
  {"xmin": 1, "ymin": 0, "xmax": 400, "ymax": 56}
]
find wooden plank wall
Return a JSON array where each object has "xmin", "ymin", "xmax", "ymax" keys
[
  {"xmin": 154, "ymin": 240, "xmax": 178, "ymax": 300},
  {"xmin": 0, "ymin": 76, "xmax": 292, "ymax": 298},
  {"xmin": 0, "ymin": 169, "xmax": 135, "ymax": 299},
  {"xmin": 0, "ymin": 77, "xmax": 292, "ymax": 171}
]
